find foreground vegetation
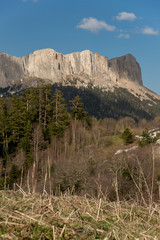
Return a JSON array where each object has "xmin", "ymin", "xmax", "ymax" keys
[{"xmin": 0, "ymin": 191, "xmax": 160, "ymax": 239}]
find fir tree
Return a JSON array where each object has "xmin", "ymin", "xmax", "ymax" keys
[
  {"xmin": 121, "ymin": 128, "xmax": 134, "ymax": 145},
  {"xmin": 138, "ymin": 128, "xmax": 156, "ymax": 147},
  {"xmin": 70, "ymin": 95, "xmax": 87, "ymax": 120},
  {"xmin": 8, "ymin": 95, "xmax": 26, "ymax": 147},
  {"xmin": 21, "ymin": 87, "xmax": 39, "ymax": 122},
  {"xmin": 49, "ymin": 89, "xmax": 69, "ymax": 138},
  {"xmin": 0, "ymin": 98, "xmax": 9, "ymax": 157}
]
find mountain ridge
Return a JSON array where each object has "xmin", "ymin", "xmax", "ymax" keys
[
  {"xmin": 0, "ymin": 48, "xmax": 142, "ymax": 86},
  {"xmin": 0, "ymin": 48, "xmax": 159, "ymax": 102}
]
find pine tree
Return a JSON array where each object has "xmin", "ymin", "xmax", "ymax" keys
[
  {"xmin": 49, "ymin": 89, "xmax": 69, "ymax": 138},
  {"xmin": 22, "ymin": 87, "xmax": 39, "ymax": 122},
  {"xmin": 8, "ymin": 95, "xmax": 27, "ymax": 148},
  {"xmin": 121, "ymin": 128, "xmax": 134, "ymax": 145},
  {"xmin": 70, "ymin": 95, "xmax": 87, "ymax": 120},
  {"xmin": 42, "ymin": 84, "xmax": 54, "ymax": 130},
  {"xmin": 138, "ymin": 128, "xmax": 156, "ymax": 147},
  {"xmin": 0, "ymin": 98, "xmax": 9, "ymax": 157}
]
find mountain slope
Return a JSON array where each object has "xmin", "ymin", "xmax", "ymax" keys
[{"xmin": 49, "ymin": 84, "xmax": 160, "ymax": 120}]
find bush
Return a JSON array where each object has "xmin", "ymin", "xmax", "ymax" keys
[
  {"xmin": 138, "ymin": 128, "xmax": 156, "ymax": 147},
  {"xmin": 121, "ymin": 128, "xmax": 134, "ymax": 145},
  {"xmin": 8, "ymin": 164, "xmax": 21, "ymax": 188}
]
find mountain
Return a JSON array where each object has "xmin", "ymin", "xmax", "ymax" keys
[
  {"xmin": 0, "ymin": 48, "xmax": 159, "ymax": 101},
  {"xmin": 0, "ymin": 49, "xmax": 142, "ymax": 87},
  {"xmin": 0, "ymin": 48, "xmax": 160, "ymax": 120},
  {"xmin": 0, "ymin": 49, "xmax": 140, "ymax": 83}
]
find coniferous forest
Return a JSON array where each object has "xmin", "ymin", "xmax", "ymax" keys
[{"xmin": 0, "ymin": 84, "xmax": 90, "ymax": 193}]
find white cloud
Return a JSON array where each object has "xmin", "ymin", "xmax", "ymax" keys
[
  {"xmin": 118, "ymin": 33, "xmax": 130, "ymax": 39},
  {"xmin": 142, "ymin": 26, "xmax": 159, "ymax": 35},
  {"xmin": 115, "ymin": 12, "xmax": 137, "ymax": 21},
  {"xmin": 77, "ymin": 17, "xmax": 116, "ymax": 33}
]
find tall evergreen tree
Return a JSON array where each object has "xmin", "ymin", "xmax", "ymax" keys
[
  {"xmin": 8, "ymin": 95, "xmax": 26, "ymax": 148},
  {"xmin": 49, "ymin": 89, "xmax": 69, "ymax": 138},
  {"xmin": 70, "ymin": 95, "xmax": 87, "ymax": 120},
  {"xmin": 42, "ymin": 84, "xmax": 54, "ymax": 130},
  {"xmin": 21, "ymin": 87, "xmax": 39, "ymax": 122},
  {"xmin": 0, "ymin": 98, "xmax": 9, "ymax": 157}
]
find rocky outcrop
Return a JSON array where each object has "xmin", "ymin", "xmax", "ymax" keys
[
  {"xmin": 108, "ymin": 54, "xmax": 142, "ymax": 85},
  {"xmin": 22, "ymin": 49, "xmax": 69, "ymax": 84},
  {"xmin": 65, "ymin": 50, "xmax": 108, "ymax": 76},
  {"xmin": 0, "ymin": 49, "xmax": 143, "ymax": 88},
  {"xmin": 0, "ymin": 53, "xmax": 26, "ymax": 88}
]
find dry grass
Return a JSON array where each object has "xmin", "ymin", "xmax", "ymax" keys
[{"xmin": 0, "ymin": 191, "xmax": 160, "ymax": 239}]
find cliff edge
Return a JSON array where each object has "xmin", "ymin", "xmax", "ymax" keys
[{"xmin": 0, "ymin": 49, "xmax": 143, "ymax": 89}]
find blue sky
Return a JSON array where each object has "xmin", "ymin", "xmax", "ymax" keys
[{"xmin": 0, "ymin": 0, "xmax": 160, "ymax": 94}]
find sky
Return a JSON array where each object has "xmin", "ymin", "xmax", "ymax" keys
[{"xmin": 0, "ymin": 0, "xmax": 160, "ymax": 94}]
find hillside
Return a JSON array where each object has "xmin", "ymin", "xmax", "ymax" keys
[
  {"xmin": 50, "ymin": 84, "xmax": 160, "ymax": 120},
  {"xmin": 1, "ymin": 84, "xmax": 160, "ymax": 121}
]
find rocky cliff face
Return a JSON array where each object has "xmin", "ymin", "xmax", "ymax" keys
[
  {"xmin": 0, "ymin": 49, "xmax": 142, "ymax": 88},
  {"xmin": 108, "ymin": 54, "xmax": 143, "ymax": 85},
  {"xmin": 0, "ymin": 53, "xmax": 25, "ymax": 88}
]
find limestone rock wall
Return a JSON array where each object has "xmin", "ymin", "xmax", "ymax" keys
[
  {"xmin": 65, "ymin": 50, "xmax": 108, "ymax": 77},
  {"xmin": 0, "ymin": 49, "xmax": 143, "ymax": 88},
  {"xmin": 108, "ymin": 54, "xmax": 143, "ymax": 85},
  {"xmin": 0, "ymin": 53, "xmax": 26, "ymax": 87},
  {"xmin": 22, "ymin": 49, "xmax": 71, "ymax": 83}
]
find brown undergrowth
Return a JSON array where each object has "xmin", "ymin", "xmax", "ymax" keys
[{"xmin": 0, "ymin": 190, "xmax": 160, "ymax": 239}]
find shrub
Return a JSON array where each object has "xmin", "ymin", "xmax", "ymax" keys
[
  {"xmin": 8, "ymin": 164, "xmax": 21, "ymax": 188},
  {"xmin": 121, "ymin": 128, "xmax": 134, "ymax": 145},
  {"xmin": 138, "ymin": 128, "xmax": 156, "ymax": 147}
]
